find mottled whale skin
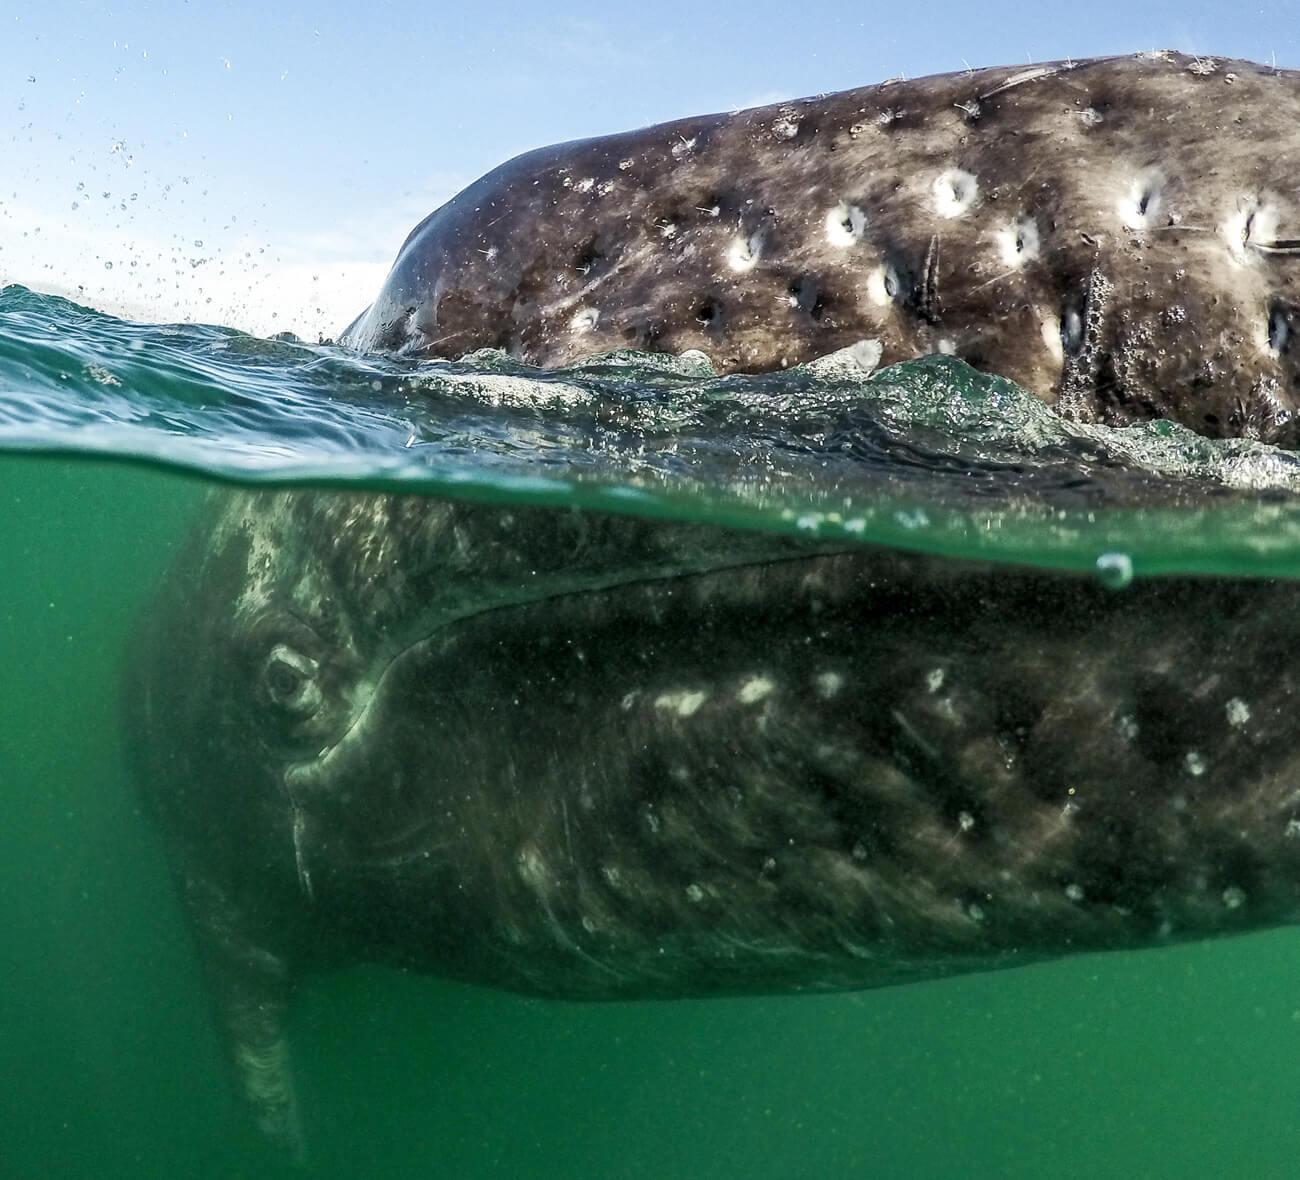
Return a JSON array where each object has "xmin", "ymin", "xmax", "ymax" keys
[
  {"xmin": 130, "ymin": 489, "xmax": 1300, "ymax": 1151},
  {"xmin": 343, "ymin": 52, "xmax": 1299, "ymax": 442}
]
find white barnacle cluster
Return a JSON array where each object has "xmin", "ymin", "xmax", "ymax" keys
[
  {"xmin": 1225, "ymin": 697, "xmax": 1251, "ymax": 727},
  {"xmin": 771, "ymin": 108, "xmax": 801, "ymax": 139}
]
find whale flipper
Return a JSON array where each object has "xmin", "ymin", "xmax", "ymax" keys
[{"xmin": 183, "ymin": 877, "xmax": 305, "ymax": 1162}]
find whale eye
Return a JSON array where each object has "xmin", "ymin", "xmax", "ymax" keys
[{"xmin": 263, "ymin": 644, "xmax": 323, "ymax": 717}]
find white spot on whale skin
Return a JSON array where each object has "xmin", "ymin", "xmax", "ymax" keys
[
  {"xmin": 1118, "ymin": 170, "xmax": 1167, "ymax": 231},
  {"xmin": 995, "ymin": 217, "xmax": 1041, "ymax": 268},
  {"xmin": 815, "ymin": 671, "xmax": 843, "ymax": 699},
  {"xmin": 670, "ymin": 136, "xmax": 697, "ymax": 160},
  {"xmin": 1184, "ymin": 750, "xmax": 1206, "ymax": 776},
  {"xmin": 866, "ymin": 264, "xmax": 903, "ymax": 307},
  {"xmin": 727, "ymin": 230, "xmax": 766, "ymax": 272},
  {"xmin": 517, "ymin": 845, "xmax": 549, "ymax": 887},
  {"xmin": 1223, "ymin": 197, "xmax": 1281, "ymax": 265},
  {"xmin": 932, "ymin": 168, "xmax": 979, "ymax": 218},
  {"xmin": 1064, "ymin": 883, "xmax": 1085, "ymax": 902},
  {"xmin": 655, "ymin": 689, "xmax": 707, "ymax": 717},
  {"xmin": 575, "ymin": 177, "xmax": 595, "ymax": 194},
  {"xmin": 685, "ymin": 883, "xmax": 705, "ymax": 903},
  {"xmin": 737, "ymin": 675, "xmax": 774, "ymax": 704},
  {"xmin": 1226, "ymin": 697, "xmax": 1251, "ymax": 727},
  {"xmin": 957, "ymin": 811, "xmax": 975, "ymax": 833},
  {"xmin": 926, "ymin": 667, "xmax": 945, "ymax": 693},
  {"xmin": 1077, "ymin": 106, "xmax": 1104, "ymax": 127},
  {"xmin": 1222, "ymin": 885, "xmax": 1246, "ymax": 909},
  {"xmin": 1039, "ymin": 311, "xmax": 1065, "ymax": 366},
  {"xmin": 825, "ymin": 202, "xmax": 868, "ymax": 247},
  {"xmin": 570, "ymin": 307, "xmax": 599, "ymax": 334}
]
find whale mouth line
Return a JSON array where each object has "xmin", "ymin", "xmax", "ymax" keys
[
  {"xmin": 288, "ymin": 545, "xmax": 854, "ymax": 788},
  {"xmin": 281, "ymin": 545, "xmax": 857, "ymax": 861}
]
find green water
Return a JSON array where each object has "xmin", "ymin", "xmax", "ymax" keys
[
  {"xmin": 7, "ymin": 288, "xmax": 1300, "ymax": 1177},
  {"xmin": 6, "ymin": 462, "xmax": 1300, "ymax": 1179}
]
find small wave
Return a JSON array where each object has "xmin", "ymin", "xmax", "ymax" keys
[{"xmin": 4, "ymin": 283, "xmax": 1300, "ymax": 577}]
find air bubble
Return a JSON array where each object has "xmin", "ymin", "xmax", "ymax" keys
[{"xmin": 1095, "ymin": 551, "xmax": 1132, "ymax": 589}]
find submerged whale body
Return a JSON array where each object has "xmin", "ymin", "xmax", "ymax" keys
[
  {"xmin": 128, "ymin": 54, "xmax": 1300, "ymax": 1153},
  {"xmin": 343, "ymin": 51, "xmax": 1299, "ymax": 444},
  {"xmin": 131, "ymin": 492, "xmax": 1300, "ymax": 1150}
]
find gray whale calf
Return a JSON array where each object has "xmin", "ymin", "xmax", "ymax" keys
[
  {"xmin": 343, "ymin": 51, "xmax": 1298, "ymax": 443},
  {"xmin": 128, "ymin": 53, "xmax": 1300, "ymax": 1153}
]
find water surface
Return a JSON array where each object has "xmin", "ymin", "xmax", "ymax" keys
[{"xmin": 5, "ymin": 285, "xmax": 1300, "ymax": 1178}]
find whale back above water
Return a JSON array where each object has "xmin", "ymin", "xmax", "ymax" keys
[{"xmin": 343, "ymin": 52, "xmax": 1300, "ymax": 444}]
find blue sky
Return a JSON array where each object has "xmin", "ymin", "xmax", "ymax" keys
[{"xmin": 2, "ymin": 0, "xmax": 1297, "ymax": 337}]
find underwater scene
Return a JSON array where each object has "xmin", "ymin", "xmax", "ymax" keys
[{"xmin": 7, "ymin": 285, "xmax": 1300, "ymax": 1177}]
